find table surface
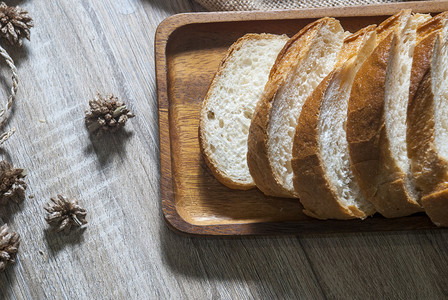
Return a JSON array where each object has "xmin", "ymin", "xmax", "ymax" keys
[{"xmin": 0, "ymin": 1, "xmax": 447, "ymax": 299}]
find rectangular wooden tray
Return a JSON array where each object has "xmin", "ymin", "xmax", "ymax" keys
[{"xmin": 155, "ymin": 1, "xmax": 448, "ymax": 236}]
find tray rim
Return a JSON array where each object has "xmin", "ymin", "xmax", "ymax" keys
[{"xmin": 155, "ymin": 1, "xmax": 448, "ymax": 236}]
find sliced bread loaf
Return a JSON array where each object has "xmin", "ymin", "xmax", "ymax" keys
[
  {"xmin": 346, "ymin": 10, "xmax": 430, "ymax": 218},
  {"xmin": 292, "ymin": 26, "xmax": 377, "ymax": 220},
  {"xmin": 409, "ymin": 12, "xmax": 448, "ymax": 110},
  {"xmin": 407, "ymin": 18, "xmax": 448, "ymax": 227},
  {"xmin": 199, "ymin": 33, "xmax": 288, "ymax": 190},
  {"xmin": 247, "ymin": 18, "xmax": 346, "ymax": 198},
  {"xmin": 376, "ymin": 13, "xmax": 432, "ymax": 217}
]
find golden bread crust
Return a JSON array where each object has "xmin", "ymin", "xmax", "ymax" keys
[
  {"xmin": 292, "ymin": 72, "xmax": 353, "ymax": 219},
  {"xmin": 407, "ymin": 61, "xmax": 448, "ymax": 227},
  {"xmin": 409, "ymin": 12, "xmax": 448, "ymax": 104},
  {"xmin": 407, "ymin": 70, "xmax": 447, "ymax": 194},
  {"xmin": 347, "ymin": 10, "xmax": 426, "ymax": 217},
  {"xmin": 347, "ymin": 32, "xmax": 394, "ymax": 201},
  {"xmin": 421, "ymin": 189, "xmax": 448, "ymax": 227},
  {"xmin": 407, "ymin": 17, "xmax": 448, "ymax": 227},
  {"xmin": 247, "ymin": 18, "xmax": 334, "ymax": 198},
  {"xmin": 292, "ymin": 25, "xmax": 377, "ymax": 220}
]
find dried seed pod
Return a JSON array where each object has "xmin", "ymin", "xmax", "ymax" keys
[
  {"xmin": 85, "ymin": 93, "xmax": 135, "ymax": 134},
  {"xmin": 0, "ymin": 160, "xmax": 27, "ymax": 205},
  {"xmin": 0, "ymin": 224, "xmax": 20, "ymax": 272},
  {"xmin": 0, "ymin": 2, "xmax": 34, "ymax": 46},
  {"xmin": 44, "ymin": 195, "xmax": 87, "ymax": 234}
]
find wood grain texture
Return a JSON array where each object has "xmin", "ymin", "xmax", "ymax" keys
[{"xmin": 0, "ymin": 1, "xmax": 446, "ymax": 299}]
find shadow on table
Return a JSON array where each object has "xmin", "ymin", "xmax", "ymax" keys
[
  {"xmin": 1, "ymin": 40, "xmax": 31, "ymax": 69},
  {"xmin": 0, "ymin": 201, "xmax": 25, "ymax": 225},
  {"xmin": 0, "ymin": 264, "xmax": 18, "ymax": 299},
  {"xmin": 84, "ymin": 129, "xmax": 133, "ymax": 167},
  {"xmin": 160, "ymin": 216, "xmax": 448, "ymax": 298},
  {"xmin": 5, "ymin": 0, "xmax": 27, "ymax": 7},
  {"xmin": 146, "ymin": 0, "xmax": 205, "ymax": 14},
  {"xmin": 43, "ymin": 227, "xmax": 86, "ymax": 255},
  {"xmin": 159, "ymin": 223, "xmax": 325, "ymax": 299}
]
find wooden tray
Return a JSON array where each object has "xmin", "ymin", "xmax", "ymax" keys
[{"xmin": 155, "ymin": 1, "xmax": 448, "ymax": 236}]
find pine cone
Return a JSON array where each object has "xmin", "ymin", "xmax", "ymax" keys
[
  {"xmin": 85, "ymin": 93, "xmax": 135, "ymax": 134},
  {"xmin": 0, "ymin": 160, "xmax": 27, "ymax": 205},
  {"xmin": 0, "ymin": 2, "xmax": 34, "ymax": 47},
  {"xmin": 0, "ymin": 224, "xmax": 20, "ymax": 272},
  {"xmin": 44, "ymin": 195, "xmax": 87, "ymax": 234}
]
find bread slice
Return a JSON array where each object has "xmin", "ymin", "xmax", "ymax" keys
[
  {"xmin": 199, "ymin": 33, "xmax": 288, "ymax": 190},
  {"xmin": 407, "ymin": 18, "xmax": 448, "ymax": 227},
  {"xmin": 346, "ymin": 10, "xmax": 430, "ymax": 218},
  {"xmin": 247, "ymin": 18, "xmax": 346, "ymax": 198},
  {"xmin": 409, "ymin": 12, "xmax": 448, "ymax": 111},
  {"xmin": 292, "ymin": 26, "xmax": 377, "ymax": 220},
  {"xmin": 373, "ymin": 12, "xmax": 431, "ymax": 217}
]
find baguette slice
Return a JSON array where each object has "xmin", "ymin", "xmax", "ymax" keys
[
  {"xmin": 199, "ymin": 33, "xmax": 288, "ymax": 190},
  {"xmin": 346, "ymin": 10, "xmax": 428, "ymax": 218},
  {"xmin": 247, "ymin": 18, "xmax": 346, "ymax": 198},
  {"xmin": 407, "ymin": 18, "xmax": 448, "ymax": 227},
  {"xmin": 366, "ymin": 11, "xmax": 431, "ymax": 218},
  {"xmin": 409, "ymin": 12, "xmax": 448, "ymax": 110},
  {"xmin": 292, "ymin": 26, "xmax": 377, "ymax": 220}
]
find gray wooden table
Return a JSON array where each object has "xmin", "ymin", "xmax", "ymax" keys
[{"xmin": 0, "ymin": 0, "xmax": 446, "ymax": 299}]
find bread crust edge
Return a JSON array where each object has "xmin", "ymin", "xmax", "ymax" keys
[
  {"xmin": 292, "ymin": 26, "xmax": 378, "ymax": 220},
  {"xmin": 199, "ymin": 33, "xmax": 287, "ymax": 190},
  {"xmin": 407, "ymin": 35, "xmax": 448, "ymax": 226},
  {"xmin": 247, "ymin": 19, "xmax": 333, "ymax": 198},
  {"xmin": 347, "ymin": 11, "xmax": 424, "ymax": 218}
]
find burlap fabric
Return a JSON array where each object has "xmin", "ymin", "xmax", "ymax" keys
[{"xmin": 195, "ymin": 0, "xmax": 407, "ymax": 11}]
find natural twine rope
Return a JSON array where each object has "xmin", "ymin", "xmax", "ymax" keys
[{"xmin": 0, "ymin": 44, "xmax": 18, "ymax": 145}]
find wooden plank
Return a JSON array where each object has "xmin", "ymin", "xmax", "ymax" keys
[{"xmin": 0, "ymin": 1, "xmax": 446, "ymax": 299}]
